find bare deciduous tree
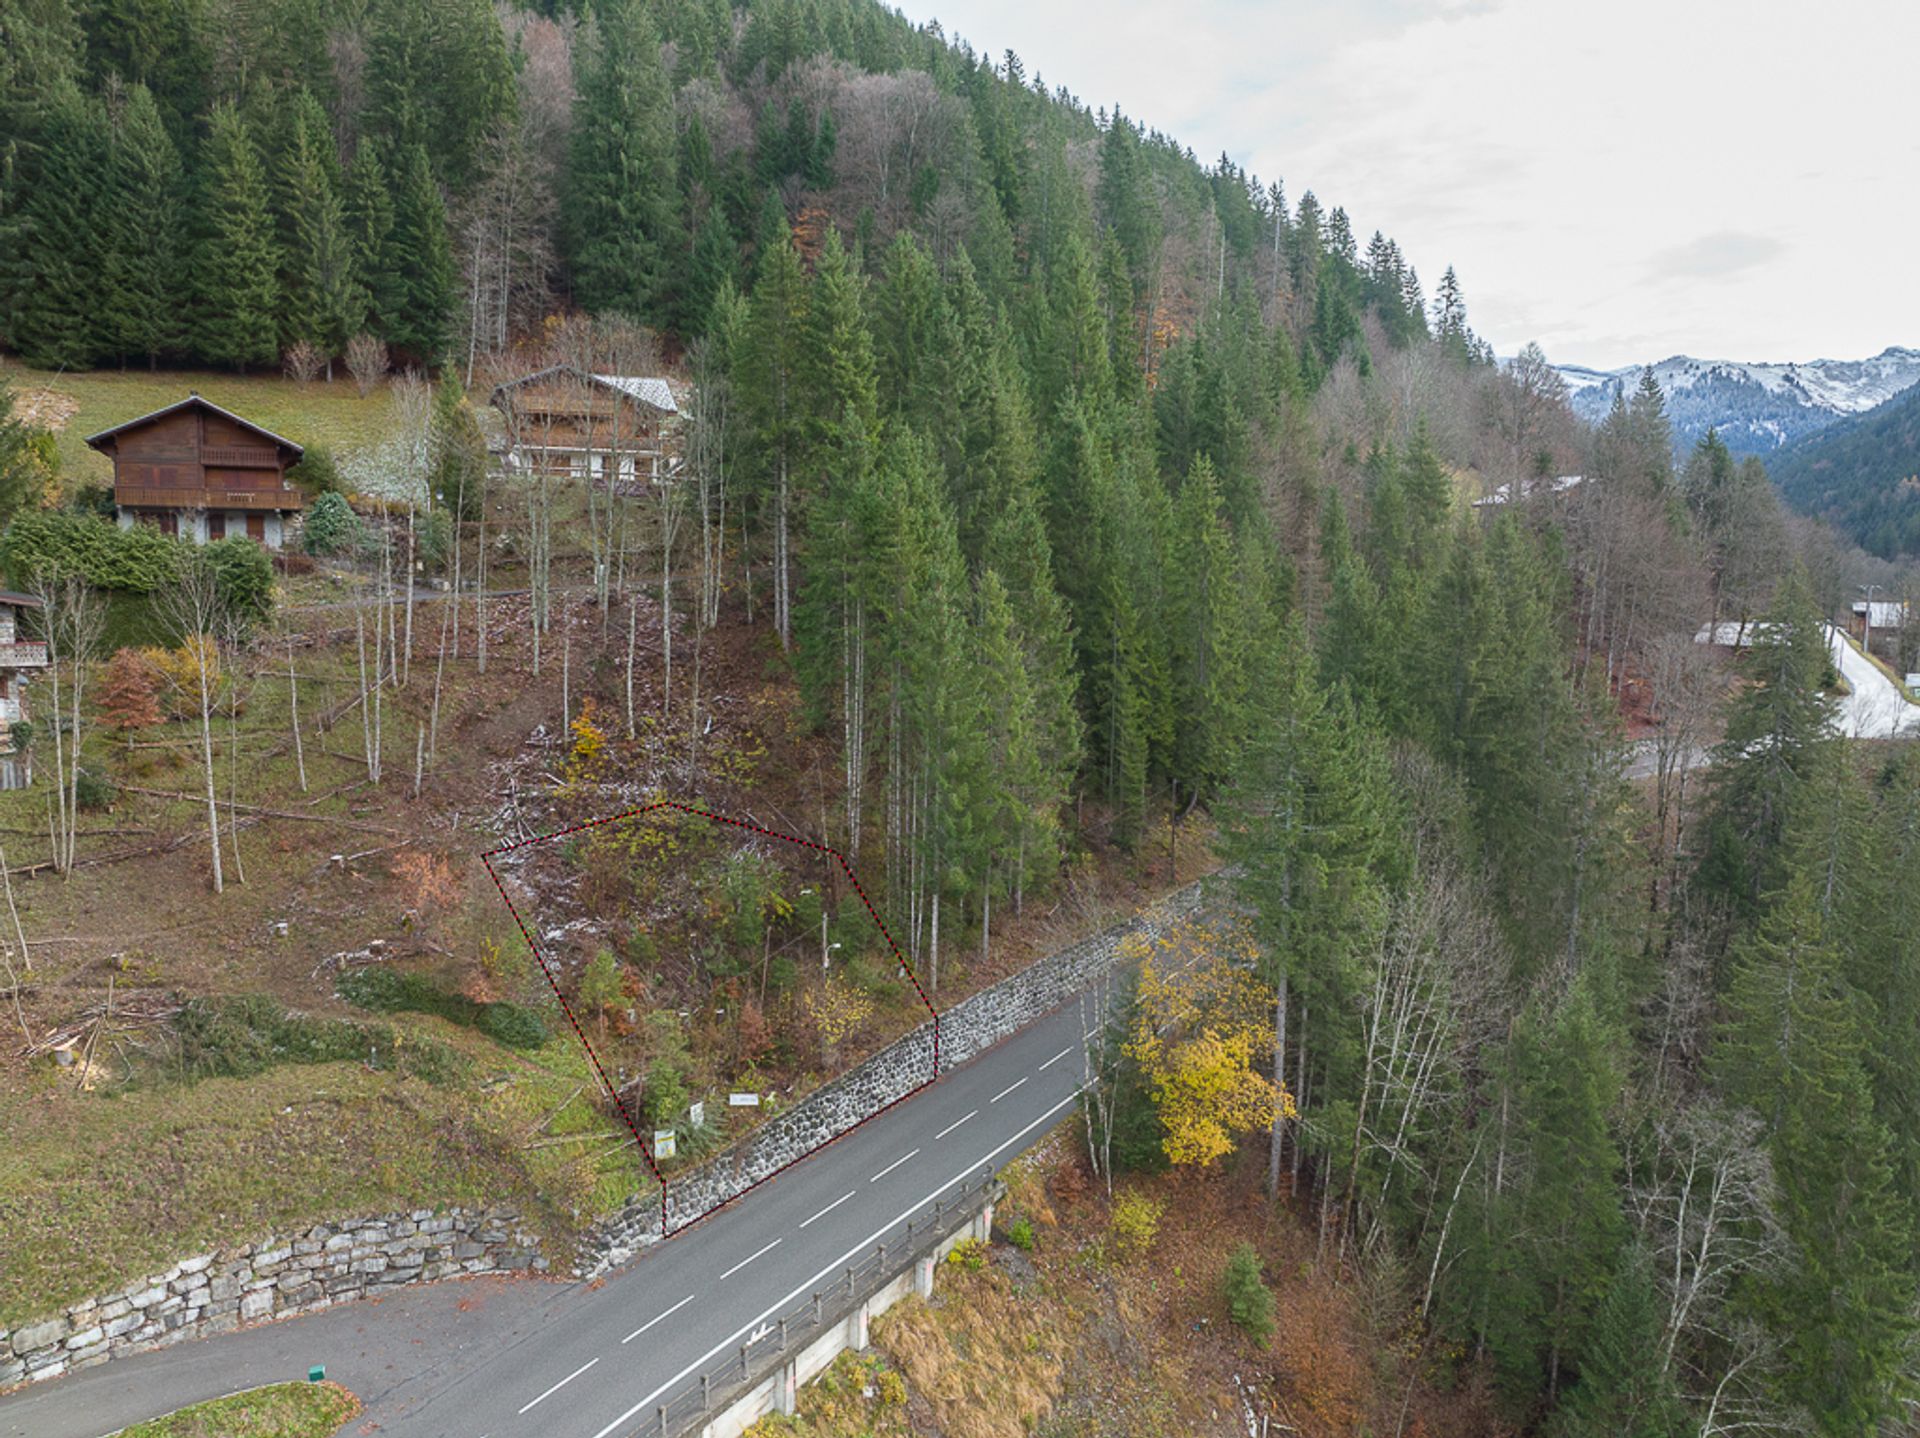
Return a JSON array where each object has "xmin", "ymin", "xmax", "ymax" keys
[
  {"xmin": 346, "ymin": 333, "xmax": 388, "ymax": 398},
  {"xmin": 159, "ymin": 555, "xmax": 228, "ymax": 894}
]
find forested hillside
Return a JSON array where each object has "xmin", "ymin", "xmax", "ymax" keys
[
  {"xmin": 1769, "ymin": 380, "xmax": 1920, "ymax": 558},
  {"xmin": 4, "ymin": 1, "xmax": 1919, "ymax": 1434}
]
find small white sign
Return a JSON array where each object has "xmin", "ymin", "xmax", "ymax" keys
[
  {"xmin": 1907, "ymin": 673, "xmax": 1920, "ymax": 690},
  {"xmin": 653, "ymin": 1129, "xmax": 677, "ymax": 1159},
  {"xmin": 728, "ymin": 1092, "xmax": 761, "ymax": 1108},
  {"xmin": 688, "ymin": 1101, "xmax": 705, "ymax": 1128}
]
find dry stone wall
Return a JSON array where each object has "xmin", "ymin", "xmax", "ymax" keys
[
  {"xmin": 583, "ymin": 874, "xmax": 1218, "ymax": 1271},
  {"xmin": 0, "ymin": 1207, "xmax": 542, "ymax": 1389}
]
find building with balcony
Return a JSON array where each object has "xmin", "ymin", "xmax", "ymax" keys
[
  {"xmin": 489, "ymin": 367, "xmax": 681, "ymax": 491},
  {"xmin": 85, "ymin": 394, "xmax": 305, "ymax": 548},
  {"xmin": 0, "ymin": 591, "xmax": 48, "ymax": 790}
]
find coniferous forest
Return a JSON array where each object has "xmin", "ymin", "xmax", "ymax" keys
[{"xmin": 4, "ymin": 1, "xmax": 1920, "ymax": 1433}]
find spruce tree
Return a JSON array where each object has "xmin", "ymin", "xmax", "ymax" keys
[
  {"xmin": 190, "ymin": 103, "xmax": 282, "ymax": 371},
  {"xmin": 565, "ymin": 0, "xmax": 679, "ymax": 321},
  {"xmin": 1, "ymin": 82, "xmax": 109, "ymax": 367},
  {"xmin": 1697, "ymin": 568, "xmax": 1836, "ymax": 924},
  {"xmin": 343, "ymin": 142, "xmax": 399, "ymax": 337},
  {"xmin": 276, "ymin": 89, "xmax": 362, "ymax": 374},
  {"xmin": 1547, "ymin": 1246, "xmax": 1686, "ymax": 1438},
  {"xmin": 1715, "ymin": 875, "xmax": 1917, "ymax": 1433},
  {"xmin": 101, "ymin": 81, "xmax": 184, "ymax": 367},
  {"xmin": 383, "ymin": 142, "xmax": 455, "ymax": 363}
]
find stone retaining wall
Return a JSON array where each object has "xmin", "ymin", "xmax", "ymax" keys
[
  {"xmin": 0, "ymin": 1207, "xmax": 542, "ymax": 1389},
  {"xmin": 583, "ymin": 873, "xmax": 1217, "ymax": 1270},
  {"xmin": 2, "ymin": 873, "xmax": 1222, "ymax": 1385}
]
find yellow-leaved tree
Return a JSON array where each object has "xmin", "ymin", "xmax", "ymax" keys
[
  {"xmin": 1124, "ymin": 920, "xmax": 1290, "ymax": 1168},
  {"xmin": 564, "ymin": 697, "xmax": 608, "ymax": 789}
]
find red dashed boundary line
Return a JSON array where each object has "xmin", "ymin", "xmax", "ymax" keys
[{"xmin": 480, "ymin": 799, "xmax": 939, "ymax": 1238}]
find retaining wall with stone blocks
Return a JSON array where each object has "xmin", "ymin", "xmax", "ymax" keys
[
  {"xmin": 582, "ymin": 874, "xmax": 1217, "ymax": 1272},
  {"xmin": 0, "ymin": 1208, "xmax": 543, "ymax": 1390},
  {"xmin": 1, "ymin": 875, "xmax": 1221, "ymax": 1387}
]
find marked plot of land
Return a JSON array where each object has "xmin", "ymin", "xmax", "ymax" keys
[{"xmin": 484, "ymin": 800, "xmax": 938, "ymax": 1232}]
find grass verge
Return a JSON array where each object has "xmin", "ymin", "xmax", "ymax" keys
[{"xmin": 119, "ymin": 1380, "xmax": 359, "ymax": 1437}]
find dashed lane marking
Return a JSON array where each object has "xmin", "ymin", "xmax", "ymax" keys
[
  {"xmin": 621, "ymin": 1293, "xmax": 694, "ymax": 1345},
  {"xmin": 718, "ymin": 1239, "xmax": 781, "ymax": 1281},
  {"xmin": 800, "ymin": 1191, "xmax": 857, "ymax": 1228},
  {"xmin": 518, "ymin": 1358, "xmax": 599, "ymax": 1415},
  {"xmin": 933, "ymin": 1110, "xmax": 977, "ymax": 1141}
]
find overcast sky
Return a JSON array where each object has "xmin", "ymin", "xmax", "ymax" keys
[{"xmin": 917, "ymin": 0, "xmax": 1920, "ymax": 371}]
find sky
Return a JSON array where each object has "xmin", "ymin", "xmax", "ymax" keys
[{"xmin": 915, "ymin": 0, "xmax": 1920, "ymax": 371}]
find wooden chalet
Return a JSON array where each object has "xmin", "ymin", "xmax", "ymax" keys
[
  {"xmin": 0, "ymin": 590, "xmax": 47, "ymax": 790},
  {"xmin": 84, "ymin": 394, "xmax": 305, "ymax": 548},
  {"xmin": 489, "ymin": 367, "xmax": 680, "ymax": 488}
]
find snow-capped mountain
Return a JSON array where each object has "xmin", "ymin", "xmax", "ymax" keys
[{"xmin": 1550, "ymin": 347, "xmax": 1920, "ymax": 457}]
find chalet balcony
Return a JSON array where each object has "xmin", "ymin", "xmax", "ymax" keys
[
  {"xmin": 115, "ymin": 485, "xmax": 303, "ymax": 512},
  {"xmin": 0, "ymin": 641, "xmax": 48, "ymax": 669}
]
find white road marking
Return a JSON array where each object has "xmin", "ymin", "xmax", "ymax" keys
[
  {"xmin": 621, "ymin": 1292, "xmax": 695, "ymax": 1344},
  {"xmin": 1038, "ymin": 1046, "xmax": 1073, "ymax": 1071},
  {"xmin": 869, "ymin": 1148, "xmax": 919, "ymax": 1183},
  {"xmin": 584, "ymin": 1089, "xmax": 1086, "ymax": 1438},
  {"xmin": 518, "ymin": 1358, "xmax": 599, "ymax": 1415},
  {"xmin": 800, "ymin": 1190, "xmax": 857, "ymax": 1228},
  {"xmin": 991, "ymin": 1077, "xmax": 1028, "ymax": 1103},
  {"xmin": 718, "ymin": 1238, "xmax": 781, "ymax": 1280},
  {"xmin": 933, "ymin": 1109, "xmax": 977, "ymax": 1140}
]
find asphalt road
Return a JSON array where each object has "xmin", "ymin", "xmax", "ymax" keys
[{"xmin": 3, "ymin": 997, "xmax": 1100, "ymax": 1438}]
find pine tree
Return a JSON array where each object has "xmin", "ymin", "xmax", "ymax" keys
[
  {"xmin": 190, "ymin": 103, "xmax": 281, "ymax": 370},
  {"xmin": 100, "ymin": 81, "xmax": 184, "ymax": 367},
  {"xmin": 565, "ymin": 0, "xmax": 679, "ymax": 321},
  {"xmin": 383, "ymin": 142, "xmax": 454, "ymax": 363}
]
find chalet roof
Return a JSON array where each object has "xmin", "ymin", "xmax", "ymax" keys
[
  {"xmin": 0, "ymin": 591, "xmax": 41, "ymax": 609},
  {"xmin": 82, "ymin": 394, "xmax": 305, "ymax": 459},
  {"xmin": 490, "ymin": 365, "xmax": 679, "ymax": 415},
  {"xmin": 1852, "ymin": 600, "xmax": 1908, "ymax": 628}
]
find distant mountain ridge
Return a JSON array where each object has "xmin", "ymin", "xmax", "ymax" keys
[{"xmin": 1550, "ymin": 346, "xmax": 1920, "ymax": 457}]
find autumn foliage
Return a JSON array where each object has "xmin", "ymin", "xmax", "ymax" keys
[{"xmin": 1123, "ymin": 920, "xmax": 1288, "ymax": 1168}]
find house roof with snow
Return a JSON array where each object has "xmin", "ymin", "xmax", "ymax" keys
[{"xmin": 1472, "ymin": 474, "xmax": 1586, "ymax": 508}]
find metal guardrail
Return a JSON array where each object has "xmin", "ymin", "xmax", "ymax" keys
[{"xmin": 619, "ymin": 1171, "xmax": 1000, "ymax": 1438}]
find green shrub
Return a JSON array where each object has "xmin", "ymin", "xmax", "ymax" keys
[
  {"xmin": 1005, "ymin": 1216, "xmax": 1036, "ymax": 1252},
  {"xmin": 8, "ymin": 720, "xmax": 31, "ymax": 754},
  {"xmin": 579, "ymin": 948, "xmax": 624, "ymax": 1016},
  {"xmin": 1221, "ymin": 1242, "xmax": 1274, "ymax": 1344},
  {"xmin": 302, "ymin": 491, "xmax": 363, "ymax": 557},
  {"xmin": 68, "ymin": 480, "xmax": 117, "ymax": 520},
  {"xmin": 174, "ymin": 995, "xmax": 377, "ymax": 1079},
  {"xmin": 766, "ymin": 955, "xmax": 797, "ymax": 994},
  {"xmin": 946, "ymin": 1237, "xmax": 988, "ymax": 1271},
  {"xmin": 199, "ymin": 538, "xmax": 274, "ymax": 619},
  {"xmin": 0, "ymin": 510, "xmax": 178, "ymax": 593},
  {"xmin": 1110, "ymin": 1190, "xmax": 1163, "ymax": 1257},
  {"xmin": 287, "ymin": 446, "xmax": 341, "ymax": 496},
  {"xmin": 642, "ymin": 1057, "xmax": 689, "ymax": 1128},
  {"xmin": 336, "ymin": 966, "xmax": 548, "ymax": 1050},
  {"xmin": 73, "ymin": 766, "xmax": 116, "ymax": 811}
]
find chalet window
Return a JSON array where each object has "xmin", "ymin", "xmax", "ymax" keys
[
  {"xmin": 246, "ymin": 514, "xmax": 265, "ymax": 542},
  {"xmin": 158, "ymin": 511, "xmax": 178, "ymax": 537},
  {"xmin": 208, "ymin": 513, "xmax": 226, "ymax": 541}
]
